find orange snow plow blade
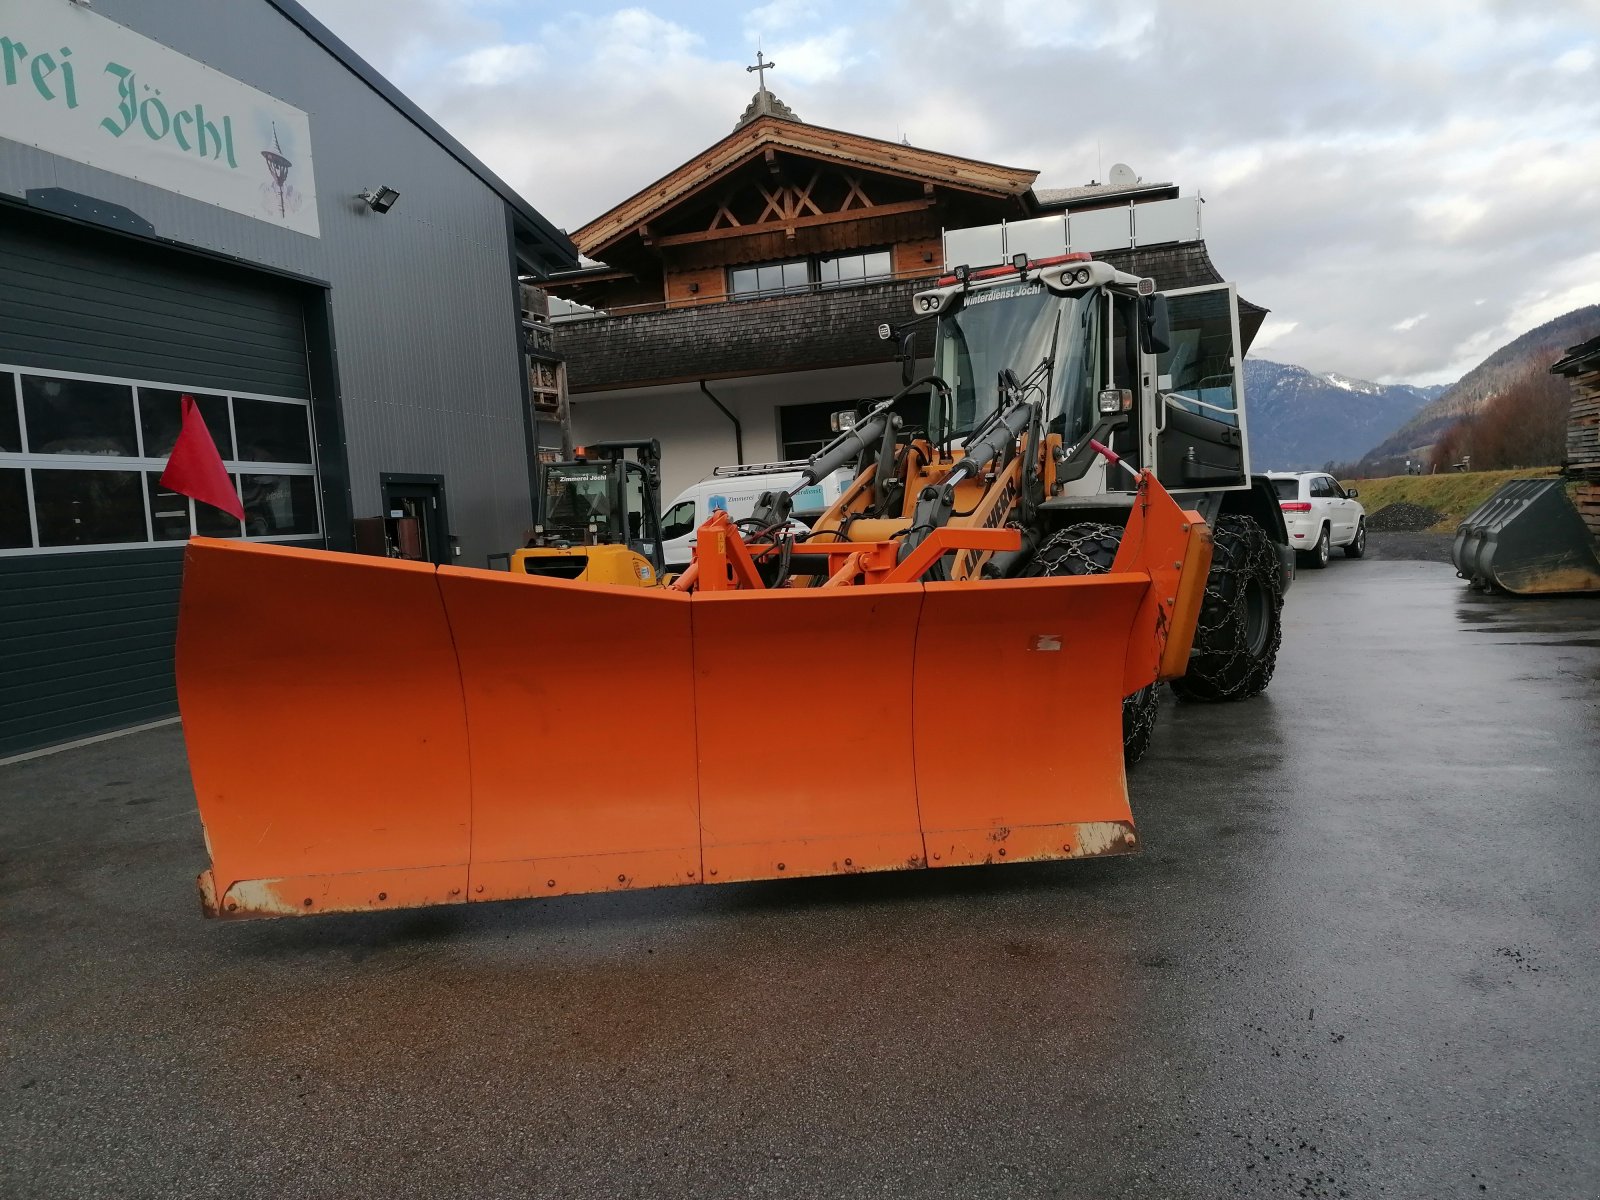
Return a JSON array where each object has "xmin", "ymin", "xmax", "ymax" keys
[{"xmin": 177, "ymin": 477, "xmax": 1208, "ymax": 919}]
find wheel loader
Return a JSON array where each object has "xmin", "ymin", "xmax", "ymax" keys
[
  {"xmin": 174, "ymin": 240, "xmax": 1288, "ymax": 921},
  {"xmin": 672, "ymin": 250, "xmax": 1293, "ymax": 754}
]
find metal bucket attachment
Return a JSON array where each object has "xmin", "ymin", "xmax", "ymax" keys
[{"xmin": 1451, "ymin": 479, "xmax": 1600, "ymax": 595}]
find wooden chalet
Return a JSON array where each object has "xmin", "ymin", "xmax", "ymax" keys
[{"xmin": 543, "ymin": 78, "xmax": 1267, "ymax": 495}]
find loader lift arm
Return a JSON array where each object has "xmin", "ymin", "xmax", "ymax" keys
[{"xmin": 749, "ymin": 375, "xmax": 954, "ymax": 530}]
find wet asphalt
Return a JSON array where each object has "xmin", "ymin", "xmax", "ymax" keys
[{"xmin": 2, "ymin": 553, "xmax": 1597, "ymax": 1199}]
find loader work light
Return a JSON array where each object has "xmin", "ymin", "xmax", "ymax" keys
[
  {"xmin": 831, "ymin": 410, "xmax": 858, "ymax": 433},
  {"xmin": 1099, "ymin": 388, "xmax": 1133, "ymax": 415}
]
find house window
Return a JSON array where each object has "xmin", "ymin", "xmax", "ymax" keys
[
  {"xmin": 0, "ymin": 365, "xmax": 321, "ymax": 555},
  {"xmin": 729, "ymin": 258, "xmax": 809, "ymax": 298},
  {"xmin": 817, "ymin": 249, "xmax": 892, "ymax": 288},
  {"xmin": 728, "ymin": 248, "xmax": 894, "ymax": 299}
]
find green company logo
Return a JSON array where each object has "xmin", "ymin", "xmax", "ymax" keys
[{"xmin": 2, "ymin": 32, "xmax": 239, "ymax": 167}]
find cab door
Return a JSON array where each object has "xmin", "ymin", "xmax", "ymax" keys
[
  {"xmin": 659, "ymin": 497, "xmax": 698, "ymax": 569},
  {"xmin": 1146, "ymin": 283, "xmax": 1249, "ymax": 492}
]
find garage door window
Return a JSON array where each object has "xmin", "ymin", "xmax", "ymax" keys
[
  {"xmin": 22, "ymin": 376, "xmax": 138, "ymax": 456},
  {"xmin": 1, "ymin": 365, "xmax": 320, "ymax": 555},
  {"xmin": 0, "ymin": 468, "xmax": 29, "ymax": 548},
  {"xmin": 0, "ymin": 373, "xmax": 19, "ymax": 452},
  {"xmin": 32, "ymin": 469, "xmax": 147, "ymax": 547}
]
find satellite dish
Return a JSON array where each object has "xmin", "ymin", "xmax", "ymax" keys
[{"xmin": 1109, "ymin": 162, "xmax": 1139, "ymax": 188}]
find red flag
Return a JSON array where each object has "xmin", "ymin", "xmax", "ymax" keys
[{"xmin": 160, "ymin": 395, "xmax": 245, "ymax": 522}]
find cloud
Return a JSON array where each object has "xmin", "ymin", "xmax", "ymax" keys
[
  {"xmin": 1250, "ymin": 320, "xmax": 1300, "ymax": 353},
  {"xmin": 761, "ymin": 29, "xmax": 859, "ymax": 85},
  {"xmin": 449, "ymin": 43, "xmax": 544, "ymax": 87},
  {"xmin": 297, "ymin": 0, "xmax": 1600, "ymax": 384},
  {"xmin": 743, "ymin": 0, "xmax": 823, "ymax": 39}
]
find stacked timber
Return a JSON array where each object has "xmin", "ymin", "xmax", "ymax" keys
[{"xmin": 1553, "ymin": 336, "xmax": 1600, "ymax": 542}]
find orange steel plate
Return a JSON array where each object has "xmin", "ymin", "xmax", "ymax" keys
[
  {"xmin": 689, "ymin": 585, "xmax": 929, "ymax": 883},
  {"xmin": 178, "ymin": 540, "xmax": 472, "ymax": 917},
  {"xmin": 913, "ymin": 574, "xmax": 1146, "ymax": 868},
  {"xmin": 437, "ymin": 569, "xmax": 703, "ymax": 902}
]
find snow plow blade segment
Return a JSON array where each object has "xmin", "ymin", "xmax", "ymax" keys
[
  {"xmin": 435, "ymin": 569, "xmax": 703, "ymax": 901},
  {"xmin": 178, "ymin": 540, "xmax": 472, "ymax": 918},
  {"xmin": 1451, "ymin": 478, "xmax": 1600, "ymax": 595},
  {"xmin": 176, "ymin": 474, "xmax": 1207, "ymax": 919}
]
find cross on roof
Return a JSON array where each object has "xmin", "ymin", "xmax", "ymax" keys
[{"xmin": 747, "ymin": 49, "xmax": 777, "ymax": 92}]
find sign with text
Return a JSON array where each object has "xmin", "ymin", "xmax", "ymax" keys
[{"xmin": 0, "ymin": 0, "xmax": 319, "ymax": 237}]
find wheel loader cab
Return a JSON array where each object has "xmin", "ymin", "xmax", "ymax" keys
[{"xmin": 923, "ymin": 261, "xmax": 1251, "ymax": 502}]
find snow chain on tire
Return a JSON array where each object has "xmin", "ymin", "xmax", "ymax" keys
[
  {"xmin": 1169, "ymin": 513, "xmax": 1284, "ymax": 703},
  {"xmin": 1022, "ymin": 522, "xmax": 1159, "ymax": 767}
]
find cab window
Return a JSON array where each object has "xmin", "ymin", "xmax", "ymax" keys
[{"xmin": 660, "ymin": 500, "xmax": 696, "ymax": 541}]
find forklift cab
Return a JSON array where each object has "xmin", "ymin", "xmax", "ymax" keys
[{"xmin": 531, "ymin": 440, "xmax": 666, "ymax": 575}]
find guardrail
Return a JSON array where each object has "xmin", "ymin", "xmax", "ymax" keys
[{"xmin": 943, "ymin": 196, "xmax": 1203, "ymax": 268}]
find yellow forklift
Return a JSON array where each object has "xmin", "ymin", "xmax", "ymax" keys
[{"xmin": 512, "ymin": 440, "xmax": 666, "ymax": 586}]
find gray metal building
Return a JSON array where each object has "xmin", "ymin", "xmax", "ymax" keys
[{"xmin": 0, "ymin": 0, "xmax": 577, "ymax": 757}]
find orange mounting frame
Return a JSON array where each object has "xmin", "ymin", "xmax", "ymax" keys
[{"xmin": 675, "ymin": 510, "xmax": 1021, "ymax": 591}]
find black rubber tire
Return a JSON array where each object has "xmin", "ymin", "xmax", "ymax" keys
[
  {"xmin": 1343, "ymin": 519, "xmax": 1367, "ymax": 559},
  {"xmin": 1024, "ymin": 522, "xmax": 1159, "ymax": 766},
  {"xmin": 1298, "ymin": 524, "xmax": 1330, "ymax": 569},
  {"xmin": 1121, "ymin": 684, "xmax": 1159, "ymax": 766},
  {"xmin": 1170, "ymin": 513, "xmax": 1284, "ymax": 703}
]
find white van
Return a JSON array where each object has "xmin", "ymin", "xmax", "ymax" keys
[{"xmin": 659, "ymin": 461, "xmax": 854, "ymax": 571}]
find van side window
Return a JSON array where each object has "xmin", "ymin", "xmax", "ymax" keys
[{"xmin": 661, "ymin": 501, "xmax": 696, "ymax": 541}]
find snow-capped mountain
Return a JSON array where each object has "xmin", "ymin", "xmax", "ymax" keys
[{"xmin": 1242, "ymin": 360, "xmax": 1444, "ymax": 471}]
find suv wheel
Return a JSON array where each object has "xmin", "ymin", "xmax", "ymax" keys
[
  {"xmin": 1298, "ymin": 524, "xmax": 1330, "ymax": 569},
  {"xmin": 1343, "ymin": 519, "xmax": 1367, "ymax": 559}
]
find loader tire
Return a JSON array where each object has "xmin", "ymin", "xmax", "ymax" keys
[
  {"xmin": 1024, "ymin": 522, "xmax": 1159, "ymax": 766},
  {"xmin": 1170, "ymin": 514, "xmax": 1283, "ymax": 703}
]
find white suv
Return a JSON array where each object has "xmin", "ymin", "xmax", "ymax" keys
[{"xmin": 1267, "ymin": 471, "xmax": 1367, "ymax": 568}]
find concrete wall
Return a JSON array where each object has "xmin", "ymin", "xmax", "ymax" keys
[
  {"xmin": 0, "ymin": 0, "xmax": 538, "ymax": 565},
  {"xmin": 570, "ymin": 360, "xmax": 927, "ymax": 501}
]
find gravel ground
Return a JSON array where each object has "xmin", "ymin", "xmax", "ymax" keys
[
  {"xmin": 1366, "ymin": 501, "xmax": 1444, "ymax": 532},
  {"xmin": 1364, "ymin": 530, "xmax": 1456, "ymax": 564}
]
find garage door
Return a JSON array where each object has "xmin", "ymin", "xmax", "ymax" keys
[{"xmin": 0, "ymin": 208, "xmax": 321, "ymax": 758}]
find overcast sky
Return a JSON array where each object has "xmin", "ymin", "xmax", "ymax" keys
[{"xmin": 299, "ymin": 0, "xmax": 1600, "ymax": 385}]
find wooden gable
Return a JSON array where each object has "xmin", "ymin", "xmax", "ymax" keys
[{"xmin": 573, "ymin": 116, "xmax": 1036, "ymax": 274}]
